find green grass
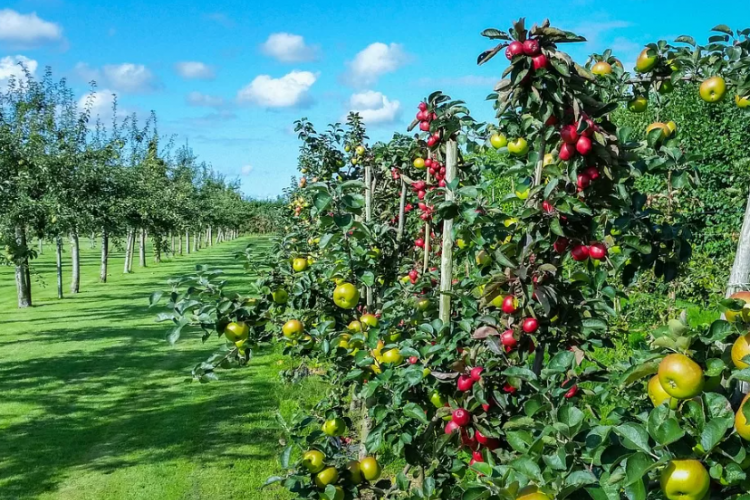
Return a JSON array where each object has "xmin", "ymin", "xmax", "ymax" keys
[{"xmin": 0, "ymin": 235, "xmax": 319, "ymax": 500}]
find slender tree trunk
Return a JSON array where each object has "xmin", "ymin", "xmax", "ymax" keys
[
  {"xmin": 70, "ymin": 230, "xmax": 80, "ymax": 294},
  {"xmin": 186, "ymin": 229, "xmax": 191, "ymax": 254},
  {"xmin": 178, "ymin": 231, "xmax": 183, "ymax": 255},
  {"xmin": 14, "ymin": 226, "xmax": 31, "ymax": 308},
  {"xmin": 123, "ymin": 229, "xmax": 133, "ymax": 273},
  {"xmin": 194, "ymin": 230, "xmax": 199, "ymax": 252},
  {"xmin": 56, "ymin": 236, "xmax": 63, "ymax": 299},
  {"xmin": 139, "ymin": 228, "xmax": 147, "ymax": 267},
  {"xmin": 208, "ymin": 225, "xmax": 213, "ymax": 247},
  {"xmin": 90, "ymin": 231, "xmax": 96, "ymax": 249},
  {"xmin": 100, "ymin": 228, "xmax": 109, "ymax": 283},
  {"xmin": 38, "ymin": 237, "xmax": 43, "ymax": 255},
  {"xmin": 154, "ymin": 232, "xmax": 161, "ymax": 264},
  {"xmin": 170, "ymin": 232, "xmax": 175, "ymax": 256}
]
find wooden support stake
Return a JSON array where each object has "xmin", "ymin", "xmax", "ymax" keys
[{"xmin": 439, "ymin": 140, "xmax": 458, "ymax": 324}]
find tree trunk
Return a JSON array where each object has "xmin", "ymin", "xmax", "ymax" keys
[
  {"xmin": 185, "ymin": 229, "xmax": 191, "ymax": 254},
  {"xmin": 90, "ymin": 231, "xmax": 96, "ymax": 249},
  {"xmin": 139, "ymin": 228, "xmax": 147, "ymax": 267},
  {"xmin": 178, "ymin": 231, "xmax": 183, "ymax": 255},
  {"xmin": 38, "ymin": 237, "xmax": 43, "ymax": 255},
  {"xmin": 123, "ymin": 229, "xmax": 133, "ymax": 273},
  {"xmin": 208, "ymin": 225, "xmax": 213, "ymax": 247},
  {"xmin": 100, "ymin": 228, "xmax": 109, "ymax": 283},
  {"xmin": 70, "ymin": 230, "xmax": 80, "ymax": 294},
  {"xmin": 727, "ymin": 187, "xmax": 750, "ymax": 398},
  {"xmin": 15, "ymin": 226, "xmax": 32, "ymax": 308},
  {"xmin": 154, "ymin": 232, "xmax": 162, "ymax": 264},
  {"xmin": 170, "ymin": 233, "xmax": 175, "ymax": 256},
  {"xmin": 439, "ymin": 140, "xmax": 458, "ymax": 324},
  {"xmin": 194, "ymin": 230, "xmax": 199, "ymax": 252},
  {"xmin": 56, "ymin": 236, "xmax": 63, "ymax": 299}
]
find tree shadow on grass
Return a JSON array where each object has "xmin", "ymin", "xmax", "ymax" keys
[{"xmin": 0, "ymin": 345, "xmax": 288, "ymax": 499}]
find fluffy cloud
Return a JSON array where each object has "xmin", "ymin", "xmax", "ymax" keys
[
  {"xmin": 0, "ymin": 9, "xmax": 62, "ymax": 46},
  {"xmin": 0, "ymin": 55, "xmax": 37, "ymax": 87},
  {"xmin": 75, "ymin": 63, "xmax": 157, "ymax": 93},
  {"xmin": 78, "ymin": 89, "xmax": 125, "ymax": 124},
  {"xmin": 241, "ymin": 164, "xmax": 254, "ymax": 176},
  {"xmin": 346, "ymin": 42, "xmax": 409, "ymax": 87},
  {"xmin": 186, "ymin": 91, "xmax": 224, "ymax": 107},
  {"xmin": 261, "ymin": 33, "xmax": 318, "ymax": 63},
  {"xmin": 175, "ymin": 61, "xmax": 215, "ymax": 80},
  {"xmin": 346, "ymin": 91, "xmax": 401, "ymax": 125},
  {"xmin": 237, "ymin": 70, "xmax": 317, "ymax": 108}
]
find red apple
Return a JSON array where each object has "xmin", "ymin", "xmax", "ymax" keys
[
  {"xmin": 553, "ymin": 237, "xmax": 569, "ymax": 254},
  {"xmin": 427, "ymin": 136, "xmax": 437, "ymax": 147},
  {"xmin": 505, "ymin": 41, "xmax": 524, "ymax": 59},
  {"xmin": 571, "ymin": 244, "xmax": 589, "ymax": 261},
  {"xmin": 418, "ymin": 102, "xmax": 428, "ymax": 111},
  {"xmin": 475, "ymin": 430, "xmax": 500, "ymax": 450},
  {"xmin": 501, "ymin": 329, "xmax": 518, "ymax": 349},
  {"xmin": 409, "ymin": 269, "xmax": 418, "ymax": 280},
  {"xmin": 576, "ymin": 136, "xmax": 593, "ymax": 156},
  {"xmin": 584, "ymin": 166, "xmax": 599, "ymax": 180},
  {"xmin": 469, "ymin": 451, "xmax": 484, "ymax": 465},
  {"xmin": 523, "ymin": 39, "xmax": 540, "ymax": 56},
  {"xmin": 452, "ymin": 408, "xmax": 471, "ymax": 427},
  {"xmin": 415, "ymin": 238, "xmax": 424, "ymax": 248},
  {"xmin": 532, "ymin": 54, "xmax": 548, "ymax": 70},
  {"xmin": 503, "ymin": 383, "xmax": 517, "ymax": 394},
  {"xmin": 522, "ymin": 317, "xmax": 539, "ymax": 333},
  {"xmin": 457, "ymin": 374, "xmax": 475, "ymax": 392},
  {"xmin": 559, "ymin": 142, "xmax": 576, "ymax": 161},
  {"xmin": 589, "ymin": 242, "xmax": 607, "ymax": 260},
  {"xmin": 408, "ymin": 356, "xmax": 418, "ymax": 364},
  {"xmin": 445, "ymin": 420, "xmax": 460, "ymax": 434},
  {"xmin": 564, "ymin": 385, "xmax": 579, "ymax": 398},
  {"xmin": 419, "ymin": 121, "xmax": 430, "ymax": 131},
  {"xmin": 577, "ymin": 173, "xmax": 591, "ymax": 190},
  {"xmin": 501, "ymin": 295, "xmax": 519, "ymax": 314},
  {"xmin": 417, "ymin": 190, "xmax": 426, "ymax": 200},
  {"xmin": 542, "ymin": 200, "xmax": 554, "ymax": 213},
  {"xmin": 470, "ymin": 366, "xmax": 484, "ymax": 382},
  {"xmin": 561, "ymin": 124, "xmax": 578, "ymax": 144},
  {"xmin": 545, "ymin": 115, "xmax": 558, "ymax": 126}
]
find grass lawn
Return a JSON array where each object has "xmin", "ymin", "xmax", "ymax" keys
[{"xmin": 0, "ymin": 235, "xmax": 318, "ymax": 500}]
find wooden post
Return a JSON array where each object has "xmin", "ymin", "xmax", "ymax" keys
[
  {"xmin": 439, "ymin": 140, "xmax": 458, "ymax": 324},
  {"xmin": 726, "ymin": 187, "xmax": 750, "ymax": 397},
  {"xmin": 422, "ymin": 154, "xmax": 432, "ymax": 273},
  {"xmin": 365, "ymin": 163, "xmax": 373, "ymax": 308},
  {"xmin": 397, "ymin": 179, "xmax": 407, "ymax": 242},
  {"xmin": 100, "ymin": 228, "xmax": 108, "ymax": 283}
]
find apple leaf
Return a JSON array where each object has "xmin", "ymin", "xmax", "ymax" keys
[
  {"xmin": 711, "ymin": 24, "xmax": 733, "ymax": 35},
  {"xmin": 614, "ymin": 423, "xmax": 651, "ymax": 454},
  {"xmin": 675, "ymin": 35, "xmax": 696, "ymax": 46}
]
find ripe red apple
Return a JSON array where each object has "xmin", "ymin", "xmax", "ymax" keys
[
  {"xmin": 503, "ymin": 383, "xmax": 517, "ymax": 394},
  {"xmin": 426, "ymin": 136, "xmax": 437, "ymax": 147},
  {"xmin": 559, "ymin": 142, "xmax": 576, "ymax": 161},
  {"xmin": 584, "ymin": 166, "xmax": 599, "ymax": 180},
  {"xmin": 564, "ymin": 385, "xmax": 579, "ymax": 398},
  {"xmin": 408, "ymin": 269, "xmax": 418, "ymax": 280},
  {"xmin": 418, "ymin": 102, "xmax": 427, "ymax": 111},
  {"xmin": 469, "ymin": 451, "xmax": 484, "ymax": 465},
  {"xmin": 416, "ymin": 110, "xmax": 429, "ymax": 121},
  {"xmin": 571, "ymin": 244, "xmax": 589, "ymax": 261},
  {"xmin": 582, "ymin": 117, "xmax": 597, "ymax": 137},
  {"xmin": 553, "ymin": 237, "xmax": 569, "ymax": 254},
  {"xmin": 424, "ymin": 158, "xmax": 433, "ymax": 168},
  {"xmin": 576, "ymin": 136, "xmax": 592, "ymax": 156},
  {"xmin": 522, "ymin": 317, "xmax": 539, "ymax": 333},
  {"xmin": 445, "ymin": 420, "xmax": 460, "ymax": 434},
  {"xmin": 545, "ymin": 115, "xmax": 558, "ymax": 126},
  {"xmin": 452, "ymin": 408, "xmax": 470, "ymax": 427},
  {"xmin": 560, "ymin": 124, "xmax": 578, "ymax": 144},
  {"xmin": 457, "ymin": 374, "xmax": 475, "ymax": 392},
  {"xmin": 523, "ymin": 39, "xmax": 540, "ymax": 56},
  {"xmin": 417, "ymin": 190, "xmax": 426, "ymax": 200},
  {"xmin": 438, "ymin": 179, "xmax": 446, "ymax": 187},
  {"xmin": 470, "ymin": 366, "xmax": 484, "ymax": 382},
  {"xmin": 475, "ymin": 430, "xmax": 500, "ymax": 450},
  {"xmin": 589, "ymin": 242, "xmax": 607, "ymax": 260},
  {"xmin": 532, "ymin": 54, "xmax": 548, "ymax": 71},
  {"xmin": 501, "ymin": 295, "xmax": 519, "ymax": 314},
  {"xmin": 408, "ymin": 356, "xmax": 418, "ymax": 364},
  {"xmin": 542, "ymin": 200, "xmax": 554, "ymax": 213},
  {"xmin": 414, "ymin": 238, "xmax": 424, "ymax": 248},
  {"xmin": 577, "ymin": 173, "xmax": 591, "ymax": 190},
  {"xmin": 501, "ymin": 329, "xmax": 518, "ymax": 349},
  {"xmin": 505, "ymin": 41, "xmax": 524, "ymax": 60},
  {"xmin": 419, "ymin": 121, "xmax": 430, "ymax": 131}
]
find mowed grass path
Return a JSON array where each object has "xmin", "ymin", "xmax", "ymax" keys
[{"xmin": 0, "ymin": 236, "xmax": 316, "ymax": 500}]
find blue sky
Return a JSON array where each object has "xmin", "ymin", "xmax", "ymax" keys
[{"xmin": 1, "ymin": 0, "xmax": 749, "ymax": 198}]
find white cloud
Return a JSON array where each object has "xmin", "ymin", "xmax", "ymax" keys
[
  {"xmin": 261, "ymin": 33, "xmax": 318, "ymax": 63},
  {"xmin": 0, "ymin": 9, "xmax": 62, "ymax": 46},
  {"xmin": 186, "ymin": 91, "xmax": 224, "ymax": 107},
  {"xmin": 0, "ymin": 55, "xmax": 37, "ymax": 87},
  {"xmin": 346, "ymin": 42, "xmax": 409, "ymax": 87},
  {"xmin": 78, "ymin": 89, "xmax": 125, "ymax": 124},
  {"xmin": 75, "ymin": 63, "xmax": 157, "ymax": 93},
  {"xmin": 346, "ymin": 91, "xmax": 401, "ymax": 125},
  {"xmin": 237, "ymin": 70, "xmax": 317, "ymax": 108},
  {"xmin": 175, "ymin": 61, "xmax": 215, "ymax": 80},
  {"xmin": 241, "ymin": 164, "xmax": 254, "ymax": 176}
]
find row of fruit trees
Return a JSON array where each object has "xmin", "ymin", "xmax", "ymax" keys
[{"xmin": 153, "ymin": 19, "xmax": 750, "ymax": 500}]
